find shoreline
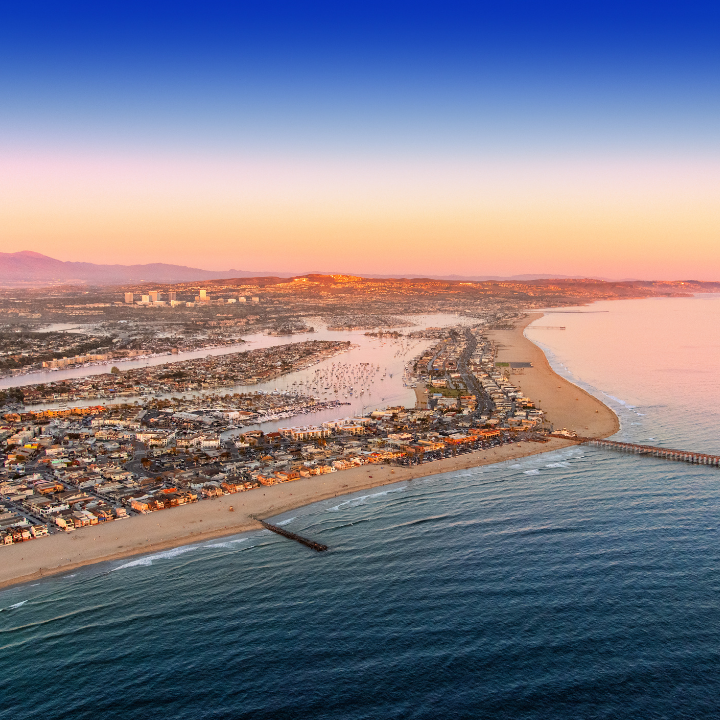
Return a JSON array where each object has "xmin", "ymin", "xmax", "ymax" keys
[
  {"xmin": 492, "ymin": 313, "xmax": 620, "ymax": 437},
  {"xmin": 0, "ymin": 312, "xmax": 619, "ymax": 592}
]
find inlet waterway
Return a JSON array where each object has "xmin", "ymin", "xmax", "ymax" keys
[
  {"xmin": 3, "ymin": 297, "xmax": 720, "ymax": 719},
  {"xmin": 2, "ymin": 313, "xmax": 474, "ymax": 427}
]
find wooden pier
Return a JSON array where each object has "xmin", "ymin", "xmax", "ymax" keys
[
  {"xmin": 259, "ymin": 520, "xmax": 328, "ymax": 552},
  {"xmin": 578, "ymin": 437, "xmax": 720, "ymax": 467}
]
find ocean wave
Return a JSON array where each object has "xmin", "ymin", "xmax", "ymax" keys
[
  {"xmin": 203, "ymin": 538, "xmax": 248, "ymax": 549},
  {"xmin": 316, "ymin": 517, "xmax": 372, "ymax": 532},
  {"xmin": 546, "ymin": 462, "xmax": 570, "ymax": 468},
  {"xmin": 1, "ymin": 600, "xmax": 28, "ymax": 612},
  {"xmin": 602, "ymin": 392, "xmax": 636, "ymax": 409},
  {"xmin": 524, "ymin": 469, "xmax": 540, "ymax": 475},
  {"xmin": 386, "ymin": 513, "xmax": 456, "ymax": 531},
  {"xmin": 112, "ymin": 544, "xmax": 200, "ymax": 571},
  {"xmin": 326, "ymin": 485, "xmax": 406, "ymax": 512},
  {"xmin": 515, "ymin": 526, "xmax": 579, "ymax": 537}
]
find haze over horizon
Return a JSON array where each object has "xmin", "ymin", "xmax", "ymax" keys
[
  {"xmin": 1, "ymin": 249, "xmax": 707, "ymax": 285},
  {"xmin": 0, "ymin": 249, "xmax": 635, "ymax": 285},
  {"xmin": 2, "ymin": 2, "xmax": 720, "ymax": 279}
]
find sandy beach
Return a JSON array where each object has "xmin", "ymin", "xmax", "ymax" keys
[
  {"xmin": 0, "ymin": 313, "xmax": 618, "ymax": 591},
  {"xmin": 490, "ymin": 313, "xmax": 619, "ymax": 438}
]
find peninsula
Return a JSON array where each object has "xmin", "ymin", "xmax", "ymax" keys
[{"xmin": 0, "ymin": 313, "xmax": 618, "ymax": 590}]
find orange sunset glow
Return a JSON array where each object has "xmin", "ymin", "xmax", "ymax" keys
[{"xmin": 2, "ymin": 149, "xmax": 719, "ymax": 278}]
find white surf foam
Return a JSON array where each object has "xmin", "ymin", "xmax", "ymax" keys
[
  {"xmin": 326, "ymin": 485, "xmax": 406, "ymax": 512},
  {"xmin": 112, "ymin": 544, "xmax": 200, "ymax": 571},
  {"xmin": 602, "ymin": 392, "xmax": 636, "ymax": 409},
  {"xmin": 203, "ymin": 538, "xmax": 248, "ymax": 549}
]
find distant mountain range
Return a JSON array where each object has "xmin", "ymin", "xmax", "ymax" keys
[
  {"xmin": 0, "ymin": 251, "xmax": 619, "ymax": 286},
  {"xmin": 0, "ymin": 251, "xmax": 260, "ymax": 285},
  {"xmin": 357, "ymin": 272, "xmax": 624, "ymax": 282}
]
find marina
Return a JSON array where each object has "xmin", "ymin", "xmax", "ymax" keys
[{"xmin": 7, "ymin": 315, "xmax": 473, "ymax": 430}]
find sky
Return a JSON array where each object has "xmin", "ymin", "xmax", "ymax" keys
[{"xmin": 1, "ymin": 1, "xmax": 719, "ymax": 280}]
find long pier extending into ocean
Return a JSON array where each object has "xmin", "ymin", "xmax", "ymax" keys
[
  {"xmin": 578, "ymin": 437, "xmax": 720, "ymax": 467},
  {"xmin": 259, "ymin": 520, "xmax": 329, "ymax": 552}
]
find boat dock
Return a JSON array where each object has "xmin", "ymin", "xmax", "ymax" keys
[
  {"xmin": 259, "ymin": 520, "xmax": 328, "ymax": 552},
  {"xmin": 579, "ymin": 437, "xmax": 720, "ymax": 467}
]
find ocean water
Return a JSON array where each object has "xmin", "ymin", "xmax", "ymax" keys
[{"xmin": 3, "ymin": 297, "xmax": 720, "ymax": 719}]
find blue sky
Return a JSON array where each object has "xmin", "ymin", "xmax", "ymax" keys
[{"xmin": 3, "ymin": 1, "xmax": 719, "ymax": 154}]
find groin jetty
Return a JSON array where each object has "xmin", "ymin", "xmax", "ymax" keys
[
  {"xmin": 259, "ymin": 520, "xmax": 329, "ymax": 552},
  {"xmin": 579, "ymin": 437, "xmax": 720, "ymax": 466}
]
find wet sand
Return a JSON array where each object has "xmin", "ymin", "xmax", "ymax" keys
[{"xmin": 0, "ymin": 313, "xmax": 618, "ymax": 591}]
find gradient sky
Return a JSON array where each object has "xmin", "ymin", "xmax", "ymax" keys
[{"xmin": 2, "ymin": 1, "xmax": 720, "ymax": 279}]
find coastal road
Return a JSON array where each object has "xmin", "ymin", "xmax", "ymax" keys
[
  {"xmin": 459, "ymin": 329, "xmax": 494, "ymax": 416},
  {"xmin": 123, "ymin": 442, "xmax": 163, "ymax": 478}
]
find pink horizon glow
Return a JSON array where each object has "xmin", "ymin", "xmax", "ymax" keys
[{"xmin": 2, "ymin": 147, "xmax": 719, "ymax": 280}]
